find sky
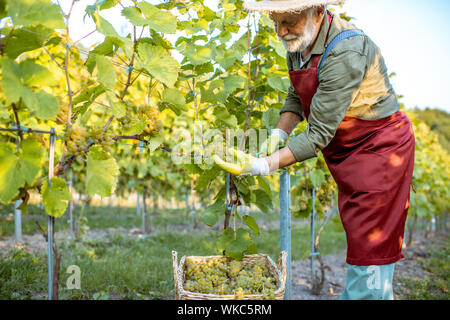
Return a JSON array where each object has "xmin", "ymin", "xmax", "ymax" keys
[{"xmin": 58, "ymin": 0, "xmax": 450, "ymax": 112}]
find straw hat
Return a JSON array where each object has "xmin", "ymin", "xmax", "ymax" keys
[{"xmin": 243, "ymin": 0, "xmax": 345, "ymax": 13}]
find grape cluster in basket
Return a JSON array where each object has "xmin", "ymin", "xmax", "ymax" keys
[{"xmin": 183, "ymin": 257, "xmax": 277, "ymax": 299}]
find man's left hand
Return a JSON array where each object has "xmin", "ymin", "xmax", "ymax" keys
[{"xmin": 212, "ymin": 148, "xmax": 270, "ymax": 177}]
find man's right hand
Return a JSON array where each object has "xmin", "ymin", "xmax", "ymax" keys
[{"xmin": 259, "ymin": 128, "xmax": 289, "ymax": 156}]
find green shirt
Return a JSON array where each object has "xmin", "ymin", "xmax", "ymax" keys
[{"xmin": 281, "ymin": 14, "xmax": 400, "ymax": 163}]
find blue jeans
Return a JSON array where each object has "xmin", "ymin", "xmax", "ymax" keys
[{"xmin": 339, "ymin": 263, "xmax": 395, "ymax": 300}]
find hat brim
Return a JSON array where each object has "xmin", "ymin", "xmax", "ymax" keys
[{"xmin": 243, "ymin": 0, "xmax": 345, "ymax": 13}]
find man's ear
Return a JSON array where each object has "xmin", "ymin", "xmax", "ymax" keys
[{"xmin": 313, "ymin": 6, "xmax": 326, "ymax": 22}]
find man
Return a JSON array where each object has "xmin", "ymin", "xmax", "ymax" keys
[{"xmin": 213, "ymin": 0, "xmax": 415, "ymax": 300}]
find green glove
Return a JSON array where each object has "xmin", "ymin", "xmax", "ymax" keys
[
  {"xmin": 212, "ymin": 148, "xmax": 270, "ymax": 176},
  {"xmin": 259, "ymin": 128, "xmax": 289, "ymax": 156}
]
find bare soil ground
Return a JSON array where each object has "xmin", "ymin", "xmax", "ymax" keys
[{"xmin": 290, "ymin": 231, "xmax": 447, "ymax": 300}]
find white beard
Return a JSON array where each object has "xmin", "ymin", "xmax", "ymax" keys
[{"xmin": 279, "ymin": 17, "xmax": 317, "ymax": 53}]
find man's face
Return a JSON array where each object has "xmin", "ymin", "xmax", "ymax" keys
[{"xmin": 270, "ymin": 10, "xmax": 317, "ymax": 53}]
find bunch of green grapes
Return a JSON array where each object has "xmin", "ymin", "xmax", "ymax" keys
[
  {"xmin": 118, "ymin": 113, "xmax": 134, "ymax": 131},
  {"xmin": 89, "ymin": 127, "xmax": 115, "ymax": 153},
  {"xmin": 65, "ymin": 125, "xmax": 89, "ymax": 157},
  {"xmin": 183, "ymin": 257, "xmax": 278, "ymax": 299},
  {"xmin": 56, "ymin": 105, "xmax": 69, "ymax": 124},
  {"xmin": 137, "ymin": 104, "xmax": 163, "ymax": 135}
]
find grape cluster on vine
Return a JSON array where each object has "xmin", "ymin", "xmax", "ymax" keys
[
  {"xmin": 183, "ymin": 257, "xmax": 277, "ymax": 299},
  {"xmin": 65, "ymin": 124, "xmax": 89, "ymax": 157},
  {"xmin": 137, "ymin": 104, "xmax": 163, "ymax": 135},
  {"xmin": 56, "ymin": 105, "xmax": 69, "ymax": 124},
  {"xmin": 65, "ymin": 125, "xmax": 115, "ymax": 157}
]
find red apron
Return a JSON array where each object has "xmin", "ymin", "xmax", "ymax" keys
[{"xmin": 289, "ymin": 13, "xmax": 415, "ymax": 265}]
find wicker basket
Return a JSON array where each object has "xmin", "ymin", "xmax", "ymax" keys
[{"xmin": 172, "ymin": 250, "xmax": 287, "ymax": 300}]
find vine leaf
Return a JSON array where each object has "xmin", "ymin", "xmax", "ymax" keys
[
  {"xmin": 42, "ymin": 177, "xmax": 71, "ymax": 218},
  {"xmin": 161, "ymin": 88, "xmax": 187, "ymax": 116},
  {"xmin": 217, "ymin": 227, "xmax": 256, "ymax": 260},
  {"xmin": 200, "ymin": 201, "xmax": 226, "ymax": 226},
  {"xmin": 86, "ymin": 145, "xmax": 119, "ymax": 197},
  {"xmin": 242, "ymin": 215, "xmax": 260, "ymax": 235},
  {"xmin": 311, "ymin": 169, "xmax": 325, "ymax": 189},
  {"xmin": 7, "ymin": 0, "xmax": 65, "ymax": 28},
  {"xmin": 138, "ymin": 2, "xmax": 177, "ymax": 34},
  {"xmin": 1, "ymin": 58, "xmax": 59, "ymax": 119},
  {"xmin": 96, "ymin": 55, "xmax": 117, "ymax": 90},
  {"xmin": 0, "ymin": 140, "xmax": 44, "ymax": 204},
  {"xmin": 136, "ymin": 43, "xmax": 179, "ymax": 87}
]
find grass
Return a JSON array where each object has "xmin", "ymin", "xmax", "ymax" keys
[
  {"xmin": 0, "ymin": 205, "xmax": 347, "ymax": 300},
  {"xmin": 397, "ymin": 236, "xmax": 450, "ymax": 300}
]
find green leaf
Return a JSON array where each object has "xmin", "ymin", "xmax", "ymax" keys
[
  {"xmin": 93, "ymin": 11, "xmax": 120, "ymax": 38},
  {"xmin": 213, "ymin": 107, "xmax": 237, "ymax": 128},
  {"xmin": 257, "ymin": 176, "xmax": 272, "ymax": 197},
  {"xmin": 216, "ymin": 227, "xmax": 234, "ymax": 253},
  {"xmin": 4, "ymin": 25, "xmax": 54, "ymax": 59},
  {"xmin": 224, "ymin": 228, "xmax": 255, "ymax": 260},
  {"xmin": 7, "ymin": 0, "xmax": 65, "ymax": 28},
  {"xmin": 267, "ymin": 73, "xmax": 290, "ymax": 92},
  {"xmin": 0, "ymin": 139, "xmax": 44, "ymax": 204},
  {"xmin": 0, "ymin": 102, "xmax": 9, "ymax": 119},
  {"xmin": 106, "ymin": 91, "xmax": 126, "ymax": 118},
  {"xmin": 269, "ymin": 36, "xmax": 286, "ymax": 58},
  {"xmin": 20, "ymin": 138, "xmax": 45, "ymax": 185},
  {"xmin": 310, "ymin": 169, "xmax": 325, "ymax": 188},
  {"xmin": 224, "ymin": 75, "xmax": 246, "ymax": 95},
  {"xmin": 195, "ymin": 167, "xmax": 221, "ymax": 191},
  {"xmin": 20, "ymin": 60, "xmax": 55, "ymax": 87},
  {"xmin": 31, "ymin": 90, "xmax": 59, "ymax": 120},
  {"xmin": 181, "ymin": 44, "xmax": 213, "ymax": 66},
  {"xmin": 121, "ymin": 6, "xmax": 147, "ymax": 26},
  {"xmin": 253, "ymin": 189, "xmax": 273, "ymax": 213},
  {"xmin": 162, "ymin": 88, "xmax": 187, "ymax": 116},
  {"xmin": 139, "ymin": 2, "xmax": 177, "ymax": 34},
  {"xmin": 121, "ymin": 118, "xmax": 146, "ymax": 136},
  {"xmin": 1, "ymin": 57, "xmax": 23, "ymax": 104},
  {"xmin": 96, "ymin": 55, "xmax": 116, "ymax": 90},
  {"xmin": 73, "ymin": 84, "xmax": 105, "ymax": 107},
  {"xmin": 86, "ymin": 146, "xmax": 119, "ymax": 197},
  {"xmin": 201, "ymin": 201, "xmax": 226, "ymax": 226},
  {"xmin": 136, "ymin": 43, "xmax": 179, "ymax": 87},
  {"xmin": 242, "ymin": 215, "xmax": 259, "ymax": 235},
  {"xmin": 263, "ymin": 108, "xmax": 280, "ymax": 130},
  {"xmin": 148, "ymin": 134, "xmax": 164, "ymax": 152},
  {"xmin": 42, "ymin": 177, "xmax": 71, "ymax": 218},
  {"xmin": 0, "ymin": 144, "xmax": 23, "ymax": 203}
]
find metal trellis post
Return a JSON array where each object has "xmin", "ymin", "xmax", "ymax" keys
[
  {"xmin": 47, "ymin": 128, "xmax": 56, "ymax": 300},
  {"xmin": 142, "ymin": 194, "xmax": 146, "ymax": 234},
  {"xmin": 14, "ymin": 200, "xmax": 22, "ymax": 242},
  {"xmin": 137, "ymin": 192, "xmax": 141, "ymax": 216},
  {"xmin": 311, "ymin": 187, "xmax": 316, "ymax": 290},
  {"xmin": 68, "ymin": 168, "xmax": 74, "ymax": 238},
  {"xmin": 280, "ymin": 169, "xmax": 291, "ymax": 300}
]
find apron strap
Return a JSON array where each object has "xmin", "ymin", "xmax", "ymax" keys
[{"xmin": 317, "ymin": 29, "xmax": 367, "ymax": 80}]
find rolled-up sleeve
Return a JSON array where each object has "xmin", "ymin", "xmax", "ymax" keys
[{"xmin": 287, "ymin": 49, "xmax": 367, "ymax": 162}]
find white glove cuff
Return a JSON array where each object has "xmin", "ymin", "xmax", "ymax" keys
[
  {"xmin": 271, "ymin": 128, "xmax": 289, "ymax": 143},
  {"xmin": 251, "ymin": 158, "xmax": 270, "ymax": 176}
]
